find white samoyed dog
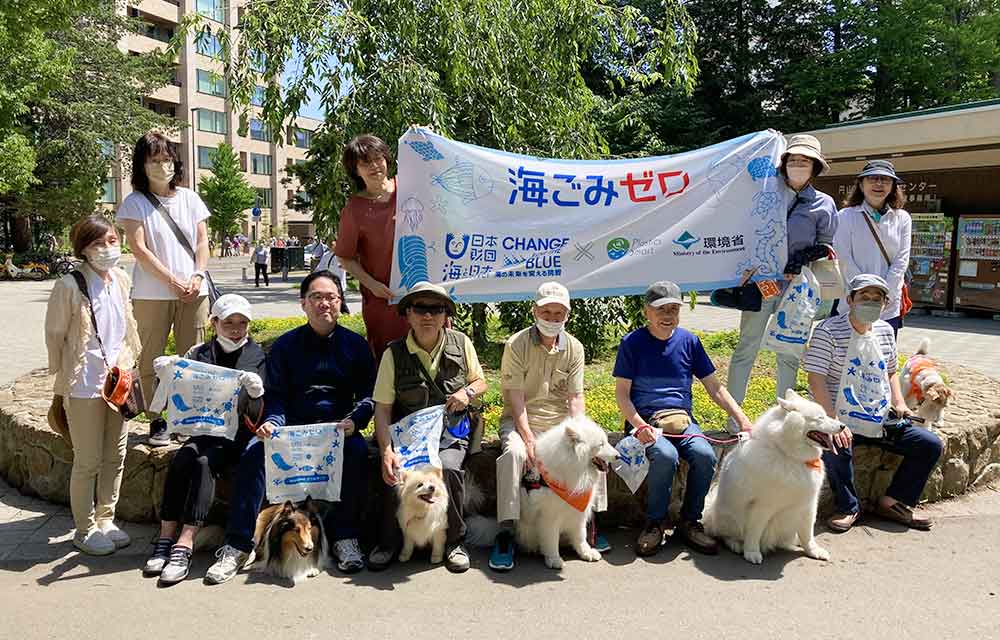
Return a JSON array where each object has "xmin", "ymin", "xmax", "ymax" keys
[
  {"xmin": 516, "ymin": 416, "xmax": 620, "ymax": 569},
  {"xmin": 704, "ymin": 389, "xmax": 844, "ymax": 565}
]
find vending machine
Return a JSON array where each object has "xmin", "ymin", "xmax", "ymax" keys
[
  {"xmin": 908, "ymin": 213, "xmax": 953, "ymax": 308},
  {"xmin": 953, "ymin": 215, "xmax": 1000, "ymax": 313}
]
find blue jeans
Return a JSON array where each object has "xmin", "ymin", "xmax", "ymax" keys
[
  {"xmin": 822, "ymin": 422, "xmax": 942, "ymax": 515},
  {"xmin": 642, "ymin": 422, "xmax": 717, "ymax": 523},
  {"xmin": 223, "ymin": 432, "xmax": 370, "ymax": 552}
]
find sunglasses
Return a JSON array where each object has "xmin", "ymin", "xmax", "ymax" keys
[{"xmin": 410, "ymin": 303, "xmax": 447, "ymax": 316}]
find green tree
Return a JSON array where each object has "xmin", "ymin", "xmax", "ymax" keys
[{"xmin": 198, "ymin": 144, "xmax": 257, "ymax": 246}]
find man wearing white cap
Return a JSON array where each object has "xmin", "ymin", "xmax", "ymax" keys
[
  {"xmin": 489, "ymin": 281, "xmax": 607, "ymax": 571},
  {"xmin": 803, "ymin": 274, "xmax": 941, "ymax": 533}
]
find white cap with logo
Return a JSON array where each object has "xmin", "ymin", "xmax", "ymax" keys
[
  {"xmin": 535, "ymin": 281, "xmax": 571, "ymax": 310},
  {"xmin": 210, "ymin": 294, "xmax": 253, "ymax": 322}
]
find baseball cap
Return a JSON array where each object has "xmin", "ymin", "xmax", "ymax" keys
[
  {"xmin": 535, "ymin": 281, "xmax": 571, "ymax": 310},
  {"xmin": 645, "ymin": 281, "xmax": 683, "ymax": 307},
  {"xmin": 210, "ymin": 294, "xmax": 253, "ymax": 322},
  {"xmin": 848, "ymin": 274, "xmax": 890, "ymax": 296}
]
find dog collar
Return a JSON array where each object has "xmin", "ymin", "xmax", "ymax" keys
[
  {"xmin": 804, "ymin": 458, "xmax": 823, "ymax": 472},
  {"xmin": 535, "ymin": 461, "xmax": 593, "ymax": 513}
]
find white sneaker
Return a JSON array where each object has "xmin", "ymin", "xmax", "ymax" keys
[
  {"xmin": 73, "ymin": 529, "xmax": 115, "ymax": 556},
  {"xmin": 205, "ymin": 544, "xmax": 251, "ymax": 585},
  {"xmin": 98, "ymin": 521, "xmax": 131, "ymax": 549},
  {"xmin": 333, "ymin": 538, "xmax": 364, "ymax": 573}
]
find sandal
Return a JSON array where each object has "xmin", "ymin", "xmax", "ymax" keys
[{"xmin": 873, "ymin": 501, "xmax": 933, "ymax": 531}]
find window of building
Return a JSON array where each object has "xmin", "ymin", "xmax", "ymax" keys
[
  {"xmin": 198, "ymin": 146, "xmax": 217, "ymax": 169},
  {"xmin": 292, "ymin": 127, "xmax": 313, "ymax": 149},
  {"xmin": 251, "ymin": 85, "xmax": 266, "ymax": 107},
  {"xmin": 196, "ymin": 0, "xmax": 224, "ymax": 22},
  {"xmin": 255, "ymin": 188, "xmax": 273, "ymax": 209},
  {"xmin": 100, "ymin": 179, "xmax": 117, "ymax": 204},
  {"xmin": 196, "ymin": 32, "xmax": 222, "ymax": 59},
  {"xmin": 197, "ymin": 109, "xmax": 227, "ymax": 134},
  {"xmin": 143, "ymin": 22, "xmax": 174, "ymax": 44},
  {"xmin": 249, "ymin": 118, "xmax": 271, "ymax": 142},
  {"xmin": 250, "ymin": 153, "xmax": 272, "ymax": 175},
  {"xmin": 196, "ymin": 69, "xmax": 226, "ymax": 97}
]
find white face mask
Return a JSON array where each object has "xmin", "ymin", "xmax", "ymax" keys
[
  {"xmin": 535, "ymin": 318, "xmax": 565, "ymax": 338},
  {"xmin": 86, "ymin": 245, "xmax": 121, "ymax": 271},
  {"xmin": 145, "ymin": 160, "xmax": 175, "ymax": 185},
  {"xmin": 786, "ymin": 165, "xmax": 812, "ymax": 188},
  {"xmin": 216, "ymin": 334, "xmax": 248, "ymax": 353}
]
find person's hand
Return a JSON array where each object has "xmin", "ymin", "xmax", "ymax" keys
[
  {"xmin": 445, "ymin": 390, "xmax": 470, "ymax": 413},
  {"xmin": 381, "ymin": 448, "xmax": 401, "ymax": 486},
  {"xmin": 239, "ymin": 371, "xmax": 264, "ymax": 399},
  {"xmin": 634, "ymin": 423, "xmax": 656, "ymax": 445},
  {"xmin": 153, "ymin": 355, "xmax": 179, "ymax": 375},
  {"xmin": 736, "ymin": 413, "xmax": 754, "ymax": 433},
  {"xmin": 783, "ymin": 273, "xmax": 795, "ymax": 282},
  {"xmin": 367, "ymin": 279, "xmax": 393, "ymax": 300},
  {"xmin": 524, "ymin": 435, "xmax": 537, "ymax": 467},
  {"xmin": 832, "ymin": 425, "xmax": 852, "ymax": 452},
  {"xmin": 255, "ymin": 421, "xmax": 276, "ymax": 439},
  {"xmin": 893, "ymin": 404, "xmax": 913, "ymax": 419},
  {"xmin": 169, "ymin": 276, "xmax": 190, "ymax": 297},
  {"xmin": 338, "ymin": 418, "xmax": 355, "ymax": 437},
  {"xmin": 180, "ymin": 274, "xmax": 204, "ymax": 302}
]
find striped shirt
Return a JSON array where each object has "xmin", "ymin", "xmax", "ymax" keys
[{"xmin": 802, "ymin": 313, "xmax": 897, "ymax": 402}]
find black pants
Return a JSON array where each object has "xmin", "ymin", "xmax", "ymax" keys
[
  {"xmin": 254, "ymin": 262, "xmax": 269, "ymax": 286},
  {"xmin": 379, "ymin": 441, "xmax": 467, "ymax": 551},
  {"xmin": 160, "ymin": 435, "xmax": 234, "ymax": 527}
]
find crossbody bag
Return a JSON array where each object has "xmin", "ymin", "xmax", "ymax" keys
[
  {"xmin": 141, "ymin": 191, "xmax": 221, "ymax": 305},
  {"xmin": 861, "ymin": 212, "xmax": 913, "ymax": 316}
]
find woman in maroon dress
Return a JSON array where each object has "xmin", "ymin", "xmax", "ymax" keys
[{"xmin": 335, "ymin": 134, "xmax": 411, "ymax": 361}]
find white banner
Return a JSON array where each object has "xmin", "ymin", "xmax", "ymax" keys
[
  {"xmin": 265, "ymin": 423, "xmax": 345, "ymax": 503},
  {"xmin": 154, "ymin": 358, "xmax": 243, "ymax": 440},
  {"xmin": 392, "ymin": 128, "xmax": 788, "ymax": 302},
  {"xmin": 389, "ymin": 404, "xmax": 445, "ymax": 470}
]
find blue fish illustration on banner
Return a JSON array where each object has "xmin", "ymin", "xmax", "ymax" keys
[
  {"xmin": 393, "ymin": 127, "xmax": 787, "ymax": 303},
  {"xmin": 390, "ymin": 405, "xmax": 445, "ymax": 471},
  {"xmin": 149, "ymin": 358, "xmax": 242, "ymax": 440},
  {"xmin": 265, "ymin": 423, "xmax": 345, "ymax": 503}
]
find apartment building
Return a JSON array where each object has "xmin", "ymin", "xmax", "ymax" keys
[{"xmin": 102, "ymin": 0, "xmax": 319, "ymax": 240}]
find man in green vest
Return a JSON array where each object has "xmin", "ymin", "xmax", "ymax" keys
[{"xmin": 368, "ymin": 281, "xmax": 488, "ymax": 573}]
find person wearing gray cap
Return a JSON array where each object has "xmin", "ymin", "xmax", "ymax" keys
[
  {"xmin": 615, "ymin": 281, "xmax": 753, "ymax": 557},
  {"xmin": 728, "ymin": 133, "xmax": 839, "ymax": 410},
  {"xmin": 833, "ymin": 159, "xmax": 911, "ymax": 336},
  {"xmin": 802, "ymin": 274, "xmax": 941, "ymax": 533}
]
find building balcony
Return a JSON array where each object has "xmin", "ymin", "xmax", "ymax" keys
[
  {"xmin": 148, "ymin": 84, "xmax": 181, "ymax": 105},
  {"xmin": 125, "ymin": 32, "xmax": 171, "ymax": 55}
]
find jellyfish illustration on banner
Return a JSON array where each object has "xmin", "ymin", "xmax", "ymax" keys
[{"xmin": 265, "ymin": 423, "xmax": 345, "ymax": 503}]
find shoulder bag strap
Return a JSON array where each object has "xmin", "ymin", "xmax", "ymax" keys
[
  {"xmin": 141, "ymin": 191, "xmax": 196, "ymax": 262},
  {"xmin": 861, "ymin": 211, "xmax": 892, "ymax": 268},
  {"xmin": 71, "ymin": 270, "xmax": 110, "ymax": 368}
]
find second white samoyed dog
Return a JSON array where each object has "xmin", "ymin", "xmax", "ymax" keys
[
  {"xmin": 704, "ymin": 389, "xmax": 844, "ymax": 565},
  {"xmin": 516, "ymin": 416, "xmax": 620, "ymax": 569}
]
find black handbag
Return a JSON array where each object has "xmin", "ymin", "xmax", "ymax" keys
[{"xmin": 711, "ymin": 281, "xmax": 763, "ymax": 312}]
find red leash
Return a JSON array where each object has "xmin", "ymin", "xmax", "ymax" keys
[{"xmin": 660, "ymin": 432, "xmax": 743, "ymax": 446}]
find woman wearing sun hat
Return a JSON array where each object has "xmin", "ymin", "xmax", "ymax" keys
[
  {"xmin": 833, "ymin": 159, "xmax": 911, "ymax": 337},
  {"xmin": 727, "ymin": 134, "xmax": 839, "ymax": 411}
]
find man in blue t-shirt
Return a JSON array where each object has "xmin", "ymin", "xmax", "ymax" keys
[{"xmin": 614, "ymin": 281, "xmax": 752, "ymax": 558}]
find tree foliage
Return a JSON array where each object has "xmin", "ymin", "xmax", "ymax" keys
[{"xmin": 199, "ymin": 143, "xmax": 258, "ymax": 244}]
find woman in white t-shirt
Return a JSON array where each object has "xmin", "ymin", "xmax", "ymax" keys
[{"xmin": 117, "ymin": 132, "xmax": 211, "ymax": 446}]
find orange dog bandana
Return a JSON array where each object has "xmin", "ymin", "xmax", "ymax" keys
[
  {"xmin": 535, "ymin": 461, "xmax": 593, "ymax": 513},
  {"xmin": 905, "ymin": 355, "xmax": 937, "ymax": 403}
]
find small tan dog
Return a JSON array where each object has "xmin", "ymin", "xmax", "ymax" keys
[
  {"xmin": 900, "ymin": 338, "xmax": 952, "ymax": 425},
  {"xmin": 397, "ymin": 467, "xmax": 449, "ymax": 563}
]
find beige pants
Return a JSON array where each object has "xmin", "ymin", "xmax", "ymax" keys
[
  {"xmin": 133, "ymin": 297, "xmax": 209, "ymax": 402},
  {"xmin": 64, "ymin": 397, "xmax": 128, "ymax": 532},
  {"xmin": 496, "ymin": 417, "xmax": 608, "ymax": 523}
]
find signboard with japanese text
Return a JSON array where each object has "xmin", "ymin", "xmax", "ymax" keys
[{"xmin": 391, "ymin": 128, "xmax": 789, "ymax": 302}]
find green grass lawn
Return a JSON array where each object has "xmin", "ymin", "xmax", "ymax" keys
[{"xmin": 163, "ymin": 315, "xmax": 798, "ymax": 436}]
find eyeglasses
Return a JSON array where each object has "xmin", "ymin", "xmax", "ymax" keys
[
  {"xmin": 307, "ymin": 293, "xmax": 341, "ymax": 304},
  {"xmin": 409, "ymin": 303, "xmax": 447, "ymax": 316},
  {"xmin": 863, "ymin": 176, "xmax": 894, "ymax": 185}
]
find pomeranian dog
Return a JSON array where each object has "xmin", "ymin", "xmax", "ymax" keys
[
  {"xmin": 516, "ymin": 416, "xmax": 619, "ymax": 569},
  {"xmin": 397, "ymin": 467, "xmax": 449, "ymax": 564},
  {"xmin": 253, "ymin": 497, "xmax": 328, "ymax": 584},
  {"xmin": 900, "ymin": 338, "xmax": 952, "ymax": 425}
]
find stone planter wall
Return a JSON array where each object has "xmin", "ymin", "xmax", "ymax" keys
[{"xmin": 2, "ymin": 364, "xmax": 999, "ymax": 526}]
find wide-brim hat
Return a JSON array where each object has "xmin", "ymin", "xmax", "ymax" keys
[
  {"xmin": 781, "ymin": 134, "xmax": 830, "ymax": 175},
  {"xmin": 857, "ymin": 159, "xmax": 901, "ymax": 183},
  {"xmin": 397, "ymin": 281, "xmax": 456, "ymax": 316}
]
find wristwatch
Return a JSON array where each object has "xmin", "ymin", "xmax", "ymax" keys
[{"xmin": 464, "ymin": 385, "xmax": 478, "ymax": 402}]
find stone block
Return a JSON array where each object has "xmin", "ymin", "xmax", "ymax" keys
[
  {"xmin": 971, "ymin": 463, "xmax": 1000, "ymax": 489},
  {"xmin": 940, "ymin": 458, "xmax": 970, "ymax": 497}
]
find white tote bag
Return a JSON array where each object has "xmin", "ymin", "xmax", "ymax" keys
[
  {"xmin": 833, "ymin": 331, "xmax": 891, "ymax": 438},
  {"xmin": 611, "ymin": 428, "xmax": 663, "ymax": 494},
  {"xmin": 762, "ymin": 265, "xmax": 821, "ymax": 358},
  {"xmin": 265, "ymin": 423, "xmax": 345, "ymax": 503},
  {"xmin": 151, "ymin": 358, "xmax": 243, "ymax": 440},
  {"xmin": 390, "ymin": 404, "xmax": 445, "ymax": 471}
]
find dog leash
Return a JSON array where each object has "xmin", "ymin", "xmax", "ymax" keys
[{"xmin": 659, "ymin": 431, "xmax": 747, "ymax": 446}]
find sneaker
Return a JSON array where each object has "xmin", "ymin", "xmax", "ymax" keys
[
  {"xmin": 73, "ymin": 528, "xmax": 115, "ymax": 556},
  {"xmin": 446, "ymin": 544, "xmax": 470, "ymax": 573},
  {"xmin": 827, "ymin": 511, "xmax": 860, "ymax": 533},
  {"xmin": 635, "ymin": 520, "xmax": 664, "ymax": 558},
  {"xmin": 333, "ymin": 538, "xmax": 364, "ymax": 573},
  {"xmin": 367, "ymin": 546, "xmax": 394, "ymax": 572},
  {"xmin": 143, "ymin": 537, "xmax": 175, "ymax": 576},
  {"xmin": 148, "ymin": 417, "xmax": 170, "ymax": 447},
  {"xmin": 677, "ymin": 520, "xmax": 718, "ymax": 555},
  {"xmin": 205, "ymin": 544, "xmax": 251, "ymax": 585},
  {"xmin": 488, "ymin": 531, "xmax": 515, "ymax": 572},
  {"xmin": 97, "ymin": 521, "xmax": 131, "ymax": 549},
  {"xmin": 593, "ymin": 533, "xmax": 612, "ymax": 554},
  {"xmin": 158, "ymin": 545, "xmax": 193, "ymax": 586}
]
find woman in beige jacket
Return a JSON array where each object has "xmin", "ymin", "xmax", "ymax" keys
[{"xmin": 45, "ymin": 215, "xmax": 141, "ymax": 555}]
